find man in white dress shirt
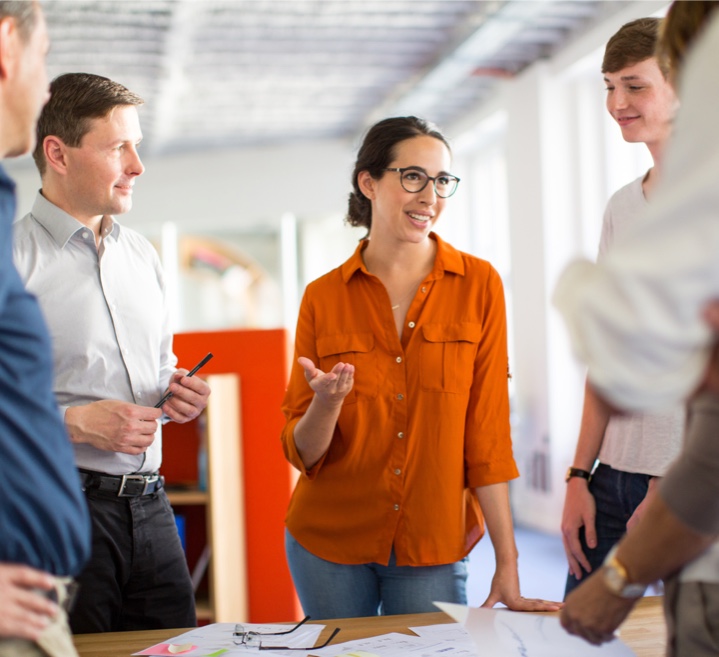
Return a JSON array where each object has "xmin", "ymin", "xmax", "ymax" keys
[{"xmin": 13, "ymin": 72, "xmax": 210, "ymax": 634}]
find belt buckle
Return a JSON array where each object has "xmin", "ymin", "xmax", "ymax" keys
[
  {"xmin": 144, "ymin": 474, "xmax": 160, "ymax": 495},
  {"xmin": 118, "ymin": 474, "xmax": 146, "ymax": 497}
]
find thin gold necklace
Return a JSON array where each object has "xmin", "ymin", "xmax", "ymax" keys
[{"xmin": 390, "ymin": 276, "xmax": 424, "ymax": 311}]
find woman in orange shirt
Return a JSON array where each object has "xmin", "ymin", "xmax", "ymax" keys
[{"xmin": 281, "ymin": 116, "xmax": 560, "ymax": 618}]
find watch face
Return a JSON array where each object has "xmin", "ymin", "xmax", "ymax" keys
[
  {"xmin": 603, "ymin": 565, "xmax": 624, "ymax": 594},
  {"xmin": 603, "ymin": 565, "xmax": 646, "ymax": 598}
]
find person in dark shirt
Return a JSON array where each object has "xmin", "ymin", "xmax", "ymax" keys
[{"xmin": 0, "ymin": 2, "xmax": 90, "ymax": 656}]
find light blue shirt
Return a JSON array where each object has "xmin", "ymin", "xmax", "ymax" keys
[{"xmin": 13, "ymin": 192, "xmax": 176, "ymax": 475}]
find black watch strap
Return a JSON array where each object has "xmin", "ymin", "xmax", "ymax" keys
[{"xmin": 565, "ymin": 466, "xmax": 592, "ymax": 483}]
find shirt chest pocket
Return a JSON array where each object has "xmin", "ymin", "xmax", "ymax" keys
[
  {"xmin": 420, "ymin": 323, "xmax": 482, "ymax": 393},
  {"xmin": 316, "ymin": 332, "xmax": 379, "ymax": 404}
]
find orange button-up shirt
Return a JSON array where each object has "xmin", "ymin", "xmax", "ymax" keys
[{"xmin": 281, "ymin": 233, "xmax": 518, "ymax": 567}]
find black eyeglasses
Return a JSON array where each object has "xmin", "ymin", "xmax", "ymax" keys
[
  {"xmin": 384, "ymin": 167, "xmax": 460, "ymax": 198},
  {"xmin": 232, "ymin": 616, "xmax": 340, "ymax": 650}
]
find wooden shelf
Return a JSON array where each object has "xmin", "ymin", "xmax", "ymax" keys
[{"xmin": 166, "ymin": 489, "xmax": 209, "ymax": 506}]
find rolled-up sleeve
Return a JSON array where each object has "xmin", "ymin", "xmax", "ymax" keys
[
  {"xmin": 464, "ymin": 267, "xmax": 518, "ymax": 488},
  {"xmin": 280, "ymin": 288, "xmax": 329, "ymax": 479}
]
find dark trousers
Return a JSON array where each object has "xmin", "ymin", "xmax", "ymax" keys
[
  {"xmin": 69, "ymin": 488, "xmax": 196, "ymax": 634},
  {"xmin": 564, "ymin": 463, "xmax": 651, "ymax": 598}
]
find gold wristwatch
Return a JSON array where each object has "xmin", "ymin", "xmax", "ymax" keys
[{"xmin": 602, "ymin": 545, "xmax": 647, "ymax": 599}]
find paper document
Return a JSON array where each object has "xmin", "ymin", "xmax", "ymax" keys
[
  {"xmin": 309, "ymin": 631, "xmax": 477, "ymax": 657},
  {"xmin": 435, "ymin": 602, "xmax": 636, "ymax": 656},
  {"xmin": 409, "ymin": 621, "xmax": 473, "ymax": 644},
  {"xmin": 133, "ymin": 622, "xmax": 325, "ymax": 656}
]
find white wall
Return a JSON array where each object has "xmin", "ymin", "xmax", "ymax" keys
[{"xmin": 5, "ymin": 139, "xmax": 356, "ymax": 238}]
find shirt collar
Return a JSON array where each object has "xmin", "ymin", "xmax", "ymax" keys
[
  {"xmin": 30, "ymin": 191, "xmax": 120, "ymax": 248},
  {"xmin": 340, "ymin": 231, "xmax": 465, "ymax": 283}
]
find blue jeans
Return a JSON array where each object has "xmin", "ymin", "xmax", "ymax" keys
[
  {"xmin": 285, "ymin": 529, "xmax": 468, "ymax": 619},
  {"xmin": 564, "ymin": 463, "xmax": 651, "ymax": 598}
]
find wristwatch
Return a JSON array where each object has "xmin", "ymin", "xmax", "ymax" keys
[
  {"xmin": 565, "ymin": 466, "xmax": 592, "ymax": 483},
  {"xmin": 602, "ymin": 545, "xmax": 647, "ymax": 599}
]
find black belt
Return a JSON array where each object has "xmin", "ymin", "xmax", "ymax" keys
[{"xmin": 79, "ymin": 470, "xmax": 164, "ymax": 497}]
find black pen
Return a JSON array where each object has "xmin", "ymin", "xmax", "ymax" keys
[{"xmin": 155, "ymin": 352, "xmax": 214, "ymax": 408}]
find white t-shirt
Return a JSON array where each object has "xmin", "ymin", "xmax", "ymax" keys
[
  {"xmin": 553, "ymin": 15, "xmax": 719, "ymax": 411},
  {"xmin": 596, "ymin": 176, "xmax": 684, "ymax": 475}
]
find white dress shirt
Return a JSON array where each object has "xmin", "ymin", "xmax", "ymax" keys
[{"xmin": 13, "ymin": 192, "xmax": 176, "ymax": 475}]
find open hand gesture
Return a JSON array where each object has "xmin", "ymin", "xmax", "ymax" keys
[{"xmin": 298, "ymin": 357, "xmax": 354, "ymax": 407}]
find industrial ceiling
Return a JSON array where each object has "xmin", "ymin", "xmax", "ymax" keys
[{"xmin": 41, "ymin": 0, "xmax": 633, "ymax": 156}]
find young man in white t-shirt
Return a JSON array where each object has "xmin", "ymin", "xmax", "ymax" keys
[{"xmin": 561, "ymin": 17, "xmax": 681, "ymax": 598}]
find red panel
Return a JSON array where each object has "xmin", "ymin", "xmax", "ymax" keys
[
  {"xmin": 162, "ymin": 329, "xmax": 300, "ymax": 622},
  {"xmin": 161, "ymin": 418, "xmax": 200, "ymax": 485}
]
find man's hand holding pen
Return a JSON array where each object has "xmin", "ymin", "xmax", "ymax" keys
[
  {"xmin": 65, "ymin": 351, "xmax": 212, "ymax": 453},
  {"xmin": 158, "ymin": 369, "xmax": 210, "ymax": 424}
]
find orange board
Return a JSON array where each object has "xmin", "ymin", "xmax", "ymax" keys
[{"xmin": 162, "ymin": 328, "xmax": 300, "ymax": 622}]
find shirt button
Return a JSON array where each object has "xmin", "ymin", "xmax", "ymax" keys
[
  {"xmin": 396, "ymin": 356, "xmax": 402, "ymax": 363},
  {"xmin": 421, "ymin": 286, "xmax": 427, "ymax": 293},
  {"xmin": 408, "ymin": 322, "xmax": 416, "ymax": 328},
  {"xmin": 394, "ymin": 504, "xmax": 400, "ymax": 511},
  {"xmin": 398, "ymin": 432, "xmax": 404, "ymax": 439},
  {"xmin": 82, "ymin": 231, "xmax": 90, "ymax": 240},
  {"xmin": 394, "ymin": 468, "xmax": 401, "ymax": 475},
  {"xmin": 396, "ymin": 393, "xmax": 404, "ymax": 401},
  {"xmin": 136, "ymin": 391, "xmax": 143, "ymax": 399}
]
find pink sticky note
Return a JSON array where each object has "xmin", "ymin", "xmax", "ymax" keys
[{"xmin": 135, "ymin": 643, "xmax": 197, "ymax": 656}]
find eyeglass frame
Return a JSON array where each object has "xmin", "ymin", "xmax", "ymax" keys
[
  {"xmin": 383, "ymin": 167, "xmax": 460, "ymax": 198},
  {"xmin": 232, "ymin": 616, "xmax": 341, "ymax": 651},
  {"xmin": 234, "ymin": 615, "xmax": 310, "ymax": 639}
]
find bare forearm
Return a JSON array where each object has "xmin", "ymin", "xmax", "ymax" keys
[
  {"xmin": 475, "ymin": 482, "xmax": 518, "ymax": 566},
  {"xmin": 293, "ymin": 395, "xmax": 343, "ymax": 470},
  {"xmin": 572, "ymin": 381, "xmax": 611, "ymax": 470},
  {"xmin": 474, "ymin": 482, "xmax": 562, "ymax": 610},
  {"xmin": 616, "ymin": 492, "xmax": 716, "ymax": 585}
]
